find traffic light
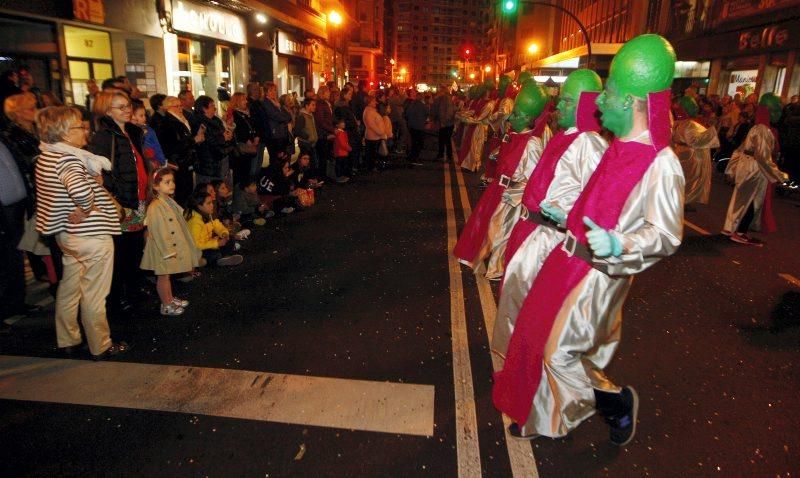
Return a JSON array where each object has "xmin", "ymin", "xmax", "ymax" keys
[
  {"xmin": 502, "ymin": 0, "xmax": 517, "ymax": 14},
  {"xmin": 462, "ymin": 45, "xmax": 473, "ymax": 59}
]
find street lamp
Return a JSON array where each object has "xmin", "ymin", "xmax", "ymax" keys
[
  {"xmin": 329, "ymin": 10, "xmax": 343, "ymax": 84},
  {"xmin": 497, "ymin": 1, "xmax": 593, "ymax": 72},
  {"xmin": 527, "ymin": 43, "xmax": 539, "ymax": 54}
]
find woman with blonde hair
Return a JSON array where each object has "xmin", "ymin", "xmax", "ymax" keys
[
  {"xmin": 34, "ymin": 106, "xmax": 127, "ymax": 359},
  {"xmin": 229, "ymin": 92, "xmax": 260, "ymax": 186},
  {"xmin": 723, "ymin": 124, "xmax": 788, "ymax": 245}
]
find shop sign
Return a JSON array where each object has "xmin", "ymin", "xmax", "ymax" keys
[
  {"xmin": 718, "ymin": 0, "xmax": 800, "ymax": 24},
  {"xmin": 73, "ymin": 0, "xmax": 105, "ymax": 24},
  {"xmin": 739, "ymin": 26, "xmax": 789, "ymax": 51},
  {"xmin": 277, "ymin": 31, "xmax": 311, "ymax": 59},
  {"xmin": 727, "ymin": 69, "xmax": 758, "ymax": 97},
  {"xmin": 172, "ymin": 0, "xmax": 245, "ymax": 44}
]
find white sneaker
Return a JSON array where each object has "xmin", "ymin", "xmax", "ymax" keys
[
  {"xmin": 280, "ymin": 207, "xmax": 295, "ymax": 214},
  {"xmin": 234, "ymin": 242, "xmax": 242, "ymax": 251},
  {"xmin": 160, "ymin": 302, "xmax": 184, "ymax": 316},
  {"xmin": 235, "ymin": 229, "xmax": 251, "ymax": 240},
  {"xmin": 172, "ymin": 297, "xmax": 189, "ymax": 308}
]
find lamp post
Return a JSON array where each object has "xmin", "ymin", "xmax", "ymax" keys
[
  {"xmin": 499, "ymin": 0, "xmax": 593, "ymax": 73},
  {"xmin": 329, "ymin": 10, "xmax": 343, "ymax": 85}
]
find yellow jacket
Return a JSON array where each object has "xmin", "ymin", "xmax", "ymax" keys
[{"xmin": 186, "ymin": 211, "xmax": 229, "ymax": 250}]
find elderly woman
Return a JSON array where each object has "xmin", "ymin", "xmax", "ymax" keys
[
  {"xmin": 229, "ymin": 92, "xmax": 260, "ymax": 187},
  {"xmin": 3, "ymin": 92, "xmax": 60, "ymax": 293},
  {"xmin": 156, "ymin": 95, "xmax": 203, "ymax": 204},
  {"xmin": 193, "ymin": 94, "xmax": 234, "ymax": 185},
  {"xmin": 34, "ymin": 106, "xmax": 127, "ymax": 359},
  {"xmin": 262, "ymin": 82, "xmax": 293, "ymax": 161},
  {"xmin": 86, "ymin": 91, "xmax": 150, "ymax": 314}
]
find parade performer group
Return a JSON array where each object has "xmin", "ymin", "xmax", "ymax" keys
[
  {"xmin": 455, "ymin": 33, "xmax": 687, "ymax": 446},
  {"xmin": 672, "ymin": 95, "xmax": 719, "ymax": 206}
]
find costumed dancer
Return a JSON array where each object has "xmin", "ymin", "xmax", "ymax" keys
[
  {"xmin": 722, "ymin": 124, "xmax": 787, "ymax": 245},
  {"xmin": 481, "ymin": 75, "xmax": 516, "ymax": 187},
  {"xmin": 492, "ymin": 69, "xmax": 607, "ymax": 359},
  {"xmin": 459, "ymin": 84, "xmax": 496, "ymax": 172},
  {"xmin": 452, "ymin": 81, "xmax": 549, "ymax": 280},
  {"xmin": 453, "ymin": 87, "xmax": 480, "ymax": 157},
  {"xmin": 672, "ymin": 95, "xmax": 719, "ymax": 206},
  {"xmin": 492, "ymin": 34, "xmax": 685, "ymax": 445}
]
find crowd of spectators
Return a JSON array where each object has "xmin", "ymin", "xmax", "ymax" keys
[{"xmin": 0, "ymin": 69, "xmax": 437, "ymax": 357}]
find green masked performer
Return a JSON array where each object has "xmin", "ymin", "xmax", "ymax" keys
[
  {"xmin": 453, "ymin": 81, "xmax": 549, "ymax": 280},
  {"xmin": 461, "ymin": 80, "xmax": 499, "ymax": 172},
  {"xmin": 493, "ymin": 69, "xmax": 607, "ymax": 363},
  {"xmin": 673, "ymin": 95, "xmax": 720, "ymax": 205},
  {"xmin": 493, "ymin": 34, "xmax": 685, "ymax": 445},
  {"xmin": 482, "ymin": 75, "xmax": 517, "ymax": 185}
]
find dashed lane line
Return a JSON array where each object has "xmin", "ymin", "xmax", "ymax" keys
[
  {"xmin": 444, "ymin": 161, "xmax": 483, "ymax": 477},
  {"xmin": 0, "ymin": 355, "xmax": 435, "ymax": 436},
  {"xmin": 452, "ymin": 166, "xmax": 540, "ymax": 478},
  {"xmin": 778, "ymin": 273, "xmax": 800, "ymax": 288},
  {"xmin": 683, "ymin": 219, "xmax": 712, "ymax": 236}
]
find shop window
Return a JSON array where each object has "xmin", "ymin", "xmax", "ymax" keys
[{"xmin": 350, "ymin": 55, "xmax": 364, "ymax": 68}]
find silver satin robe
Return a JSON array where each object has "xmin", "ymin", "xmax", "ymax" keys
[
  {"xmin": 461, "ymin": 100, "xmax": 496, "ymax": 172},
  {"xmin": 673, "ymin": 119, "xmax": 719, "ymax": 205},
  {"xmin": 492, "ymin": 130, "xmax": 607, "ymax": 357},
  {"xmin": 723, "ymin": 136, "xmax": 786, "ymax": 233},
  {"xmin": 483, "ymin": 130, "xmax": 549, "ymax": 280},
  {"xmin": 517, "ymin": 137, "xmax": 685, "ymax": 438}
]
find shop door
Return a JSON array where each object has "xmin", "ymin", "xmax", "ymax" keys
[
  {"xmin": 288, "ymin": 58, "xmax": 307, "ymax": 97},
  {"xmin": 0, "ymin": 17, "xmax": 61, "ymax": 101},
  {"xmin": 69, "ymin": 60, "xmax": 113, "ymax": 107},
  {"xmin": 217, "ymin": 44, "xmax": 233, "ymax": 93}
]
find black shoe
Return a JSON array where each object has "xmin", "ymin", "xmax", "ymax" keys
[
  {"xmin": 507, "ymin": 422, "xmax": 540, "ymax": 441},
  {"xmin": 92, "ymin": 341, "xmax": 130, "ymax": 361},
  {"xmin": 60, "ymin": 343, "xmax": 85, "ymax": 357},
  {"xmin": 604, "ymin": 386, "xmax": 639, "ymax": 446}
]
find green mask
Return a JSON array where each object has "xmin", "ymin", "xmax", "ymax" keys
[
  {"xmin": 518, "ymin": 71, "xmax": 533, "ymax": 86},
  {"xmin": 508, "ymin": 82, "xmax": 547, "ymax": 132},
  {"xmin": 759, "ymin": 93, "xmax": 782, "ymax": 124},
  {"xmin": 596, "ymin": 77, "xmax": 634, "ymax": 137},
  {"xmin": 598, "ymin": 34, "xmax": 676, "ymax": 137},
  {"xmin": 677, "ymin": 96, "xmax": 699, "ymax": 118},
  {"xmin": 557, "ymin": 69, "xmax": 602, "ymax": 128},
  {"xmin": 498, "ymin": 76, "xmax": 511, "ymax": 97}
]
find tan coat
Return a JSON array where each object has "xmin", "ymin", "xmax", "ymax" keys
[{"xmin": 140, "ymin": 195, "xmax": 201, "ymax": 275}]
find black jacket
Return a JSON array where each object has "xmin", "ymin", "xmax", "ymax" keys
[
  {"xmin": 87, "ymin": 116, "xmax": 147, "ymax": 209},
  {"xmin": 155, "ymin": 113, "xmax": 197, "ymax": 174},
  {"xmin": 263, "ymin": 99, "xmax": 292, "ymax": 140},
  {"xmin": 0, "ymin": 121, "xmax": 38, "ymax": 215},
  {"xmin": 247, "ymin": 97, "xmax": 269, "ymax": 142},
  {"xmin": 194, "ymin": 114, "xmax": 234, "ymax": 177}
]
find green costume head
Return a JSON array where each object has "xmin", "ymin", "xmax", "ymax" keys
[
  {"xmin": 677, "ymin": 95, "xmax": 699, "ymax": 118},
  {"xmin": 759, "ymin": 93, "xmax": 782, "ymax": 124},
  {"xmin": 508, "ymin": 82, "xmax": 547, "ymax": 132},
  {"xmin": 597, "ymin": 34, "xmax": 676, "ymax": 137},
  {"xmin": 498, "ymin": 75, "xmax": 512, "ymax": 97},
  {"xmin": 517, "ymin": 71, "xmax": 533, "ymax": 86},
  {"xmin": 557, "ymin": 69, "xmax": 602, "ymax": 128}
]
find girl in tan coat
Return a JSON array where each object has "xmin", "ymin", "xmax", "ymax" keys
[{"xmin": 141, "ymin": 168, "xmax": 202, "ymax": 316}]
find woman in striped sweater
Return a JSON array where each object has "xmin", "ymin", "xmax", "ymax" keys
[{"xmin": 34, "ymin": 106, "xmax": 128, "ymax": 360}]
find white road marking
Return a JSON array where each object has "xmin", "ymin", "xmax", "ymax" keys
[
  {"xmin": 0, "ymin": 355, "xmax": 435, "ymax": 436},
  {"xmin": 444, "ymin": 162, "xmax": 483, "ymax": 477},
  {"xmin": 683, "ymin": 219, "xmax": 711, "ymax": 236},
  {"xmin": 778, "ymin": 273, "xmax": 800, "ymax": 288},
  {"xmin": 452, "ymin": 166, "xmax": 539, "ymax": 478}
]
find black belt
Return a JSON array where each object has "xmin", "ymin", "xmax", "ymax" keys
[{"xmin": 519, "ymin": 207, "xmax": 594, "ymax": 264}]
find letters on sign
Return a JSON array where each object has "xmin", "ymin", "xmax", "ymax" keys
[
  {"xmin": 172, "ymin": 0, "xmax": 246, "ymax": 44},
  {"xmin": 739, "ymin": 26, "xmax": 789, "ymax": 51}
]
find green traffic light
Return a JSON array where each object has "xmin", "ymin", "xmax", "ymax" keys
[{"xmin": 502, "ymin": 0, "xmax": 517, "ymax": 13}]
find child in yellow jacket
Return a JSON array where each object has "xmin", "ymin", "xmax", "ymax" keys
[{"xmin": 184, "ymin": 189, "xmax": 243, "ymax": 267}]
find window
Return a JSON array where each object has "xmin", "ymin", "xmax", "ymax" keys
[{"xmin": 350, "ymin": 55, "xmax": 363, "ymax": 68}]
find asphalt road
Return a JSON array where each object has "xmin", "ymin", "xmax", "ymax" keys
[{"xmin": 1, "ymin": 144, "xmax": 799, "ymax": 477}]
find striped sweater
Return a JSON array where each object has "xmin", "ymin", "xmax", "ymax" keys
[{"xmin": 35, "ymin": 149, "xmax": 121, "ymax": 236}]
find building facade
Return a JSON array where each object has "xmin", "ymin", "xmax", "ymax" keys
[
  {"xmin": 393, "ymin": 0, "xmax": 490, "ymax": 88},
  {"xmin": 349, "ymin": 0, "xmax": 385, "ymax": 86}
]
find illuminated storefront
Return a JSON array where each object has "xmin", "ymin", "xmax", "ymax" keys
[{"xmin": 163, "ymin": 0, "xmax": 247, "ymax": 98}]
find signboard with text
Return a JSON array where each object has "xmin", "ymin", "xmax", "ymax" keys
[
  {"xmin": 171, "ymin": 0, "xmax": 245, "ymax": 44},
  {"xmin": 277, "ymin": 31, "xmax": 311, "ymax": 59}
]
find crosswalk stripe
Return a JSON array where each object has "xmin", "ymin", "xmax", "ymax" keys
[
  {"xmin": 0, "ymin": 355, "xmax": 435, "ymax": 437},
  {"xmin": 778, "ymin": 273, "xmax": 800, "ymax": 288},
  {"xmin": 452, "ymin": 167, "xmax": 540, "ymax": 478},
  {"xmin": 444, "ymin": 161, "xmax": 483, "ymax": 477}
]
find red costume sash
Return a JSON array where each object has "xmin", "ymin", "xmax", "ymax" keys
[
  {"xmin": 453, "ymin": 130, "xmax": 534, "ymax": 264},
  {"xmin": 755, "ymin": 107, "xmax": 779, "ymax": 233},
  {"xmin": 457, "ymin": 99, "xmax": 488, "ymax": 165},
  {"xmin": 492, "ymin": 138, "xmax": 659, "ymax": 425},
  {"xmin": 504, "ymin": 92, "xmax": 602, "ymax": 270}
]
